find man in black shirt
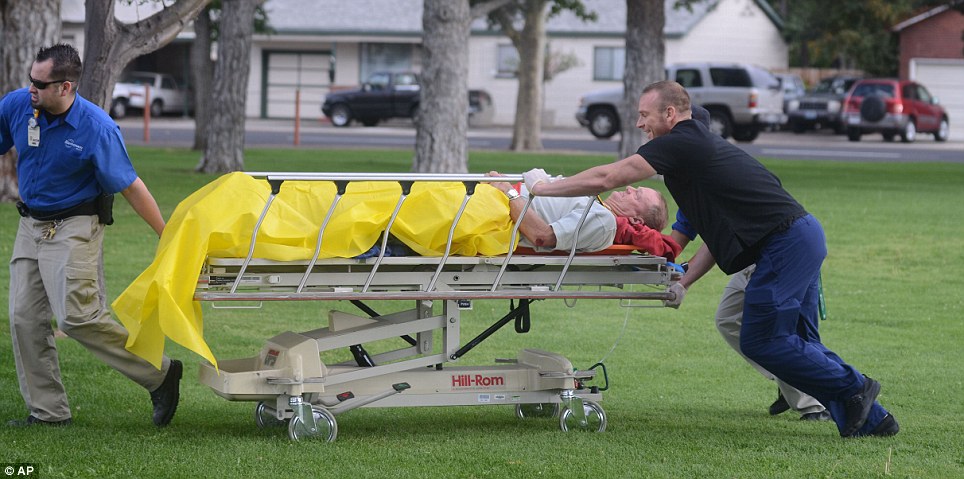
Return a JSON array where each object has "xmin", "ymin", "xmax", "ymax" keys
[{"xmin": 525, "ymin": 80, "xmax": 897, "ymax": 438}]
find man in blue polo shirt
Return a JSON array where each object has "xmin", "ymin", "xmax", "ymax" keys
[
  {"xmin": 525, "ymin": 80, "xmax": 897, "ymax": 438},
  {"xmin": 0, "ymin": 44, "xmax": 181, "ymax": 428}
]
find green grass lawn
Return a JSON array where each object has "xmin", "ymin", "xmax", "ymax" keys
[{"xmin": 1, "ymin": 147, "xmax": 962, "ymax": 478}]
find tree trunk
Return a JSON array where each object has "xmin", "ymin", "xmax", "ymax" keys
[
  {"xmin": 414, "ymin": 0, "xmax": 471, "ymax": 173},
  {"xmin": 78, "ymin": 0, "xmax": 211, "ymax": 111},
  {"xmin": 413, "ymin": 0, "xmax": 510, "ymax": 173},
  {"xmin": 0, "ymin": 0, "xmax": 60, "ymax": 203},
  {"xmin": 197, "ymin": 0, "xmax": 261, "ymax": 173},
  {"xmin": 191, "ymin": 6, "xmax": 215, "ymax": 151},
  {"xmin": 619, "ymin": 0, "xmax": 664, "ymax": 160},
  {"xmin": 508, "ymin": 0, "xmax": 548, "ymax": 151}
]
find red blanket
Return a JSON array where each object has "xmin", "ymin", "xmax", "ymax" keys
[{"xmin": 613, "ymin": 216, "xmax": 682, "ymax": 262}]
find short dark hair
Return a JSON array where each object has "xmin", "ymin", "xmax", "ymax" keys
[
  {"xmin": 36, "ymin": 44, "xmax": 82, "ymax": 89},
  {"xmin": 642, "ymin": 80, "xmax": 690, "ymax": 115}
]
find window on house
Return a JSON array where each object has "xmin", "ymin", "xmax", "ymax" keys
[
  {"xmin": 360, "ymin": 43, "xmax": 417, "ymax": 80},
  {"xmin": 497, "ymin": 45, "xmax": 519, "ymax": 78},
  {"xmin": 593, "ymin": 47, "xmax": 624, "ymax": 81}
]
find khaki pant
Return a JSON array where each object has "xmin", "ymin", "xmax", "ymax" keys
[
  {"xmin": 716, "ymin": 264, "xmax": 825, "ymax": 415},
  {"xmin": 9, "ymin": 215, "xmax": 170, "ymax": 422}
]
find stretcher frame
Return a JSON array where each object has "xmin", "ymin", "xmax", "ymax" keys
[{"xmin": 194, "ymin": 172, "xmax": 679, "ymax": 441}]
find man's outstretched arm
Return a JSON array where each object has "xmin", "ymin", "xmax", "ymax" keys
[{"xmin": 527, "ymin": 155, "xmax": 657, "ymax": 197}]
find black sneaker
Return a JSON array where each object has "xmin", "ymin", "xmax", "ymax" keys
[
  {"xmin": 867, "ymin": 414, "xmax": 899, "ymax": 437},
  {"xmin": 769, "ymin": 391, "xmax": 790, "ymax": 416},
  {"xmin": 7, "ymin": 415, "xmax": 72, "ymax": 427},
  {"xmin": 150, "ymin": 359, "xmax": 182, "ymax": 427},
  {"xmin": 841, "ymin": 376, "xmax": 881, "ymax": 437},
  {"xmin": 800, "ymin": 410, "xmax": 832, "ymax": 421}
]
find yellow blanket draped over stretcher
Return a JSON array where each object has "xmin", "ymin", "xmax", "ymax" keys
[{"xmin": 113, "ymin": 172, "xmax": 514, "ymax": 369}]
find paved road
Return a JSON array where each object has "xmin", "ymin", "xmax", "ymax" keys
[{"xmin": 119, "ymin": 117, "xmax": 964, "ymax": 163}]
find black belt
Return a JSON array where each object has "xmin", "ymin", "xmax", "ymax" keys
[{"xmin": 18, "ymin": 198, "xmax": 98, "ymax": 221}]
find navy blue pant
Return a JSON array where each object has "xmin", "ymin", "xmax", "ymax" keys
[{"xmin": 739, "ymin": 215, "xmax": 888, "ymax": 435}]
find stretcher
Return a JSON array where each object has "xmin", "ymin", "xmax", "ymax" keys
[{"xmin": 193, "ymin": 172, "xmax": 680, "ymax": 441}]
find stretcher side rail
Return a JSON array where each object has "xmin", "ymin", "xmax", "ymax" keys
[{"xmin": 196, "ymin": 253, "xmax": 677, "ymax": 302}]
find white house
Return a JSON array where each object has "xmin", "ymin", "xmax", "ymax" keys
[
  {"xmin": 253, "ymin": 0, "xmax": 787, "ymax": 126},
  {"xmin": 59, "ymin": 0, "xmax": 787, "ymax": 127}
]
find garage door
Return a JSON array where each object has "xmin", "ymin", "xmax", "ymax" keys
[
  {"xmin": 262, "ymin": 51, "xmax": 332, "ymax": 119},
  {"xmin": 911, "ymin": 59, "xmax": 964, "ymax": 141}
]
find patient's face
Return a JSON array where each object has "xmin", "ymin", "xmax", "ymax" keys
[{"xmin": 607, "ymin": 186, "xmax": 661, "ymax": 222}]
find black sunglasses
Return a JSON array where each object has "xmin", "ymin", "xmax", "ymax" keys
[{"xmin": 29, "ymin": 76, "xmax": 69, "ymax": 90}]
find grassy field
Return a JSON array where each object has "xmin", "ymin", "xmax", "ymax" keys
[{"xmin": 1, "ymin": 147, "xmax": 962, "ymax": 478}]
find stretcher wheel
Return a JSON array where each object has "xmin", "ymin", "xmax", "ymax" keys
[
  {"xmin": 559, "ymin": 400, "xmax": 607, "ymax": 433},
  {"xmin": 288, "ymin": 406, "xmax": 338, "ymax": 442},
  {"xmin": 516, "ymin": 403, "xmax": 559, "ymax": 419},
  {"xmin": 254, "ymin": 402, "xmax": 285, "ymax": 429}
]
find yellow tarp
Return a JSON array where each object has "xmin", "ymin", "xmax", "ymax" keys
[{"xmin": 113, "ymin": 172, "xmax": 513, "ymax": 369}]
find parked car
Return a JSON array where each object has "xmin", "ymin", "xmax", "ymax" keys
[
  {"xmin": 841, "ymin": 78, "xmax": 949, "ymax": 143},
  {"xmin": 111, "ymin": 71, "xmax": 190, "ymax": 119},
  {"xmin": 575, "ymin": 86, "xmax": 622, "ymax": 139},
  {"xmin": 321, "ymin": 71, "xmax": 492, "ymax": 127},
  {"xmin": 786, "ymin": 75, "xmax": 861, "ymax": 134},
  {"xmin": 776, "ymin": 73, "xmax": 806, "ymax": 117},
  {"xmin": 575, "ymin": 62, "xmax": 785, "ymax": 142}
]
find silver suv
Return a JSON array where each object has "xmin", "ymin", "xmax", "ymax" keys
[{"xmin": 575, "ymin": 62, "xmax": 785, "ymax": 142}]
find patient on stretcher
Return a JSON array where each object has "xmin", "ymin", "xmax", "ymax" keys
[{"xmin": 485, "ymin": 172, "xmax": 680, "ymax": 260}]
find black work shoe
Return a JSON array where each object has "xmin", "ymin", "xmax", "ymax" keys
[
  {"xmin": 150, "ymin": 359, "xmax": 182, "ymax": 427},
  {"xmin": 867, "ymin": 414, "xmax": 899, "ymax": 437},
  {"xmin": 841, "ymin": 376, "xmax": 881, "ymax": 437},
  {"xmin": 769, "ymin": 391, "xmax": 790, "ymax": 416},
  {"xmin": 7, "ymin": 415, "xmax": 72, "ymax": 427},
  {"xmin": 800, "ymin": 410, "xmax": 832, "ymax": 421}
]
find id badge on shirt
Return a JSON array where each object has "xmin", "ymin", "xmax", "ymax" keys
[{"xmin": 27, "ymin": 117, "xmax": 40, "ymax": 147}]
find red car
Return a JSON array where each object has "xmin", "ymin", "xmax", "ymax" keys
[{"xmin": 841, "ymin": 79, "xmax": 949, "ymax": 143}]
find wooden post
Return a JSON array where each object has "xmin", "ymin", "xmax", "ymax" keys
[
  {"xmin": 294, "ymin": 88, "xmax": 301, "ymax": 146},
  {"xmin": 143, "ymin": 84, "xmax": 151, "ymax": 144}
]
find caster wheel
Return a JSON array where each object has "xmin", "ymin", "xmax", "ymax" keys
[
  {"xmin": 254, "ymin": 402, "xmax": 285, "ymax": 429},
  {"xmin": 516, "ymin": 403, "xmax": 559, "ymax": 419},
  {"xmin": 559, "ymin": 400, "xmax": 607, "ymax": 432},
  {"xmin": 288, "ymin": 406, "xmax": 338, "ymax": 442}
]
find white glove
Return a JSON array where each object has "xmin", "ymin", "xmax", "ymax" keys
[
  {"xmin": 523, "ymin": 168, "xmax": 551, "ymax": 194},
  {"xmin": 664, "ymin": 282, "xmax": 686, "ymax": 309}
]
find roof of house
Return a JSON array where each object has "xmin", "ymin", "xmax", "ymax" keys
[
  {"xmin": 892, "ymin": 0, "xmax": 964, "ymax": 32},
  {"xmin": 261, "ymin": 0, "xmax": 783, "ymax": 38}
]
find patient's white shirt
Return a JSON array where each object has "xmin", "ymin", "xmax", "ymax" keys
[{"xmin": 518, "ymin": 186, "xmax": 616, "ymax": 253}]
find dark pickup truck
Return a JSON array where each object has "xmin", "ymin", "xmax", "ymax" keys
[{"xmin": 322, "ymin": 71, "xmax": 491, "ymax": 127}]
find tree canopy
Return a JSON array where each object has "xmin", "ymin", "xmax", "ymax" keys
[{"xmin": 769, "ymin": 0, "xmax": 952, "ymax": 76}]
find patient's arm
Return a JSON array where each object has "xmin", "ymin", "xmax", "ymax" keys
[
  {"xmin": 486, "ymin": 173, "xmax": 556, "ymax": 248},
  {"xmin": 507, "ymin": 189, "xmax": 556, "ymax": 248}
]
